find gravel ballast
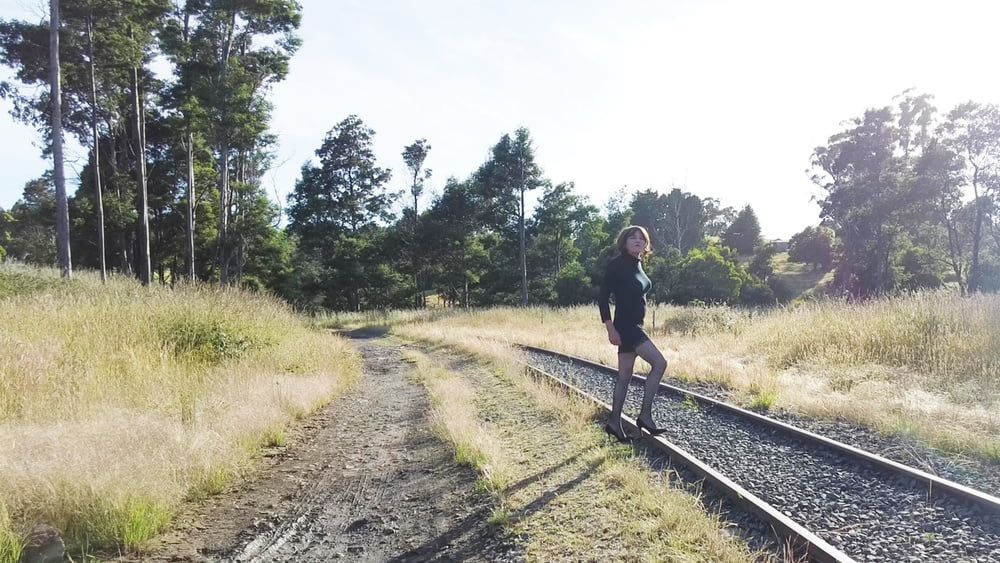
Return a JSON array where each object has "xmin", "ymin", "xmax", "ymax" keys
[{"xmin": 524, "ymin": 348, "xmax": 1000, "ymax": 563}]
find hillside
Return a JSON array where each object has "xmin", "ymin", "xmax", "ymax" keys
[{"xmin": 770, "ymin": 251, "xmax": 834, "ymax": 300}]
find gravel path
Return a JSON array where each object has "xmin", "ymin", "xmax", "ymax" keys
[
  {"xmin": 125, "ymin": 331, "xmax": 517, "ymax": 562},
  {"xmin": 525, "ymin": 349, "xmax": 1000, "ymax": 563}
]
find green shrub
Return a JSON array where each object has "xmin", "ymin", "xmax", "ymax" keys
[
  {"xmin": 64, "ymin": 496, "xmax": 172, "ymax": 555},
  {"xmin": 0, "ymin": 268, "xmax": 64, "ymax": 298},
  {"xmin": 162, "ymin": 317, "xmax": 261, "ymax": 364},
  {"xmin": 671, "ymin": 244, "xmax": 746, "ymax": 304}
]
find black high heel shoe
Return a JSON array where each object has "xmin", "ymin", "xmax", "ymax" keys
[
  {"xmin": 603, "ymin": 422, "xmax": 631, "ymax": 443},
  {"xmin": 636, "ymin": 418, "xmax": 668, "ymax": 436}
]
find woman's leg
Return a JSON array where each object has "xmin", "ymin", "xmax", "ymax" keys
[
  {"xmin": 610, "ymin": 352, "xmax": 637, "ymax": 430},
  {"xmin": 634, "ymin": 340, "xmax": 668, "ymax": 424}
]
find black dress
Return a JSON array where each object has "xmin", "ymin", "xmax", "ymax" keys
[{"xmin": 597, "ymin": 253, "xmax": 652, "ymax": 354}]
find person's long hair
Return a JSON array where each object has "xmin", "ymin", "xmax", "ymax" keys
[{"xmin": 615, "ymin": 225, "xmax": 653, "ymax": 259}]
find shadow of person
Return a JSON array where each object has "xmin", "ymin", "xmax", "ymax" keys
[{"xmin": 387, "ymin": 455, "xmax": 605, "ymax": 562}]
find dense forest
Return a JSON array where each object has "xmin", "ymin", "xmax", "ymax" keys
[{"xmin": 1, "ymin": 2, "xmax": 998, "ymax": 310}]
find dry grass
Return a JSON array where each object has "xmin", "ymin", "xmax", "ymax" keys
[
  {"xmin": 361, "ymin": 291, "xmax": 1000, "ymax": 462},
  {"xmin": 0, "ymin": 265, "xmax": 361, "ymax": 561},
  {"xmin": 400, "ymin": 333, "xmax": 756, "ymax": 562},
  {"xmin": 403, "ymin": 349, "xmax": 516, "ymax": 493}
]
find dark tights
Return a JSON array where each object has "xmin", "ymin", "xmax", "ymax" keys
[{"xmin": 608, "ymin": 340, "xmax": 668, "ymax": 431}]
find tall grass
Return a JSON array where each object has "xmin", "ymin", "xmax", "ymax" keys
[
  {"xmin": 750, "ymin": 294, "xmax": 1000, "ymax": 390},
  {"xmin": 0, "ymin": 265, "xmax": 361, "ymax": 560},
  {"xmin": 381, "ymin": 292, "xmax": 1000, "ymax": 461},
  {"xmin": 403, "ymin": 350, "xmax": 515, "ymax": 493}
]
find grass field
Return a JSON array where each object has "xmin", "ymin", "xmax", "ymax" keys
[
  {"xmin": 330, "ymin": 292, "xmax": 1000, "ymax": 463},
  {"xmin": 0, "ymin": 264, "xmax": 361, "ymax": 561},
  {"xmin": 5, "ymin": 260, "xmax": 996, "ymax": 560}
]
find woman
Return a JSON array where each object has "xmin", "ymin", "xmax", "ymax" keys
[{"xmin": 597, "ymin": 225, "xmax": 669, "ymax": 442}]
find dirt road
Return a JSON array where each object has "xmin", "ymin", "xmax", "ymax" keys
[{"xmin": 130, "ymin": 331, "xmax": 517, "ymax": 562}]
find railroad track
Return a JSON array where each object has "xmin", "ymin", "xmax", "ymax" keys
[{"xmin": 517, "ymin": 343, "xmax": 1000, "ymax": 563}]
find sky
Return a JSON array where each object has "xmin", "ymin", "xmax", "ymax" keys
[{"xmin": 1, "ymin": 0, "xmax": 999, "ymax": 239}]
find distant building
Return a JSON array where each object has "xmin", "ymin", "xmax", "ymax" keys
[{"xmin": 769, "ymin": 239, "xmax": 789, "ymax": 252}]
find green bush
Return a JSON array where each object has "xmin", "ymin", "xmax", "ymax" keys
[
  {"xmin": 788, "ymin": 226, "xmax": 835, "ymax": 270},
  {"xmin": 0, "ymin": 267, "xmax": 65, "ymax": 298},
  {"xmin": 671, "ymin": 244, "xmax": 745, "ymax": 304},
  {"xmin": 162, "ymin": 317, "xmax": 262, "ymax": 364},
  {"xmin": 739, "ymin": 276, "xmax": 776, "ymax": 306}
]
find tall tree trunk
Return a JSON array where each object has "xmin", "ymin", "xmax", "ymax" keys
[
  {"xmin": 944, "ymin": 212, "xmax": 966, "ymax": 296},
  {"xmin": 673, "ymin": 207, "xmax": 683, "ymax": 252},
  {"xmin": 49, "ymin": 0, "xmax": 71, "ymax": 278},
  {"xmin": 233, "ymin": 149, "xmax": 245, "ymax": 284},
  {"xmin": 556, "ymin": 229, "xmax": 562, "ymax": 273},
  {"xmin": 218, "ymin": 140, "xmax": 229, "ymax": 283},
  {"xmin": 187, "ymin": 133, "xmax": 196, "ymax": 279},
  {"xmin": 109, "ymin": 133, "xmax": 133, "ymax": 275},
  {"xmin": 132, "ymin": 62, "xmax": 151, "ymax": 285},
  {"xmin": 236, "ymin": 235, "xmax": 244, "ymax": 282},
  {"xmin": 412, "ymin": 190, "xmax": 420, "ymax": 308},
  {"xmin": 969, "ymin": 165, "xmax": 984, "ymax": 292},
  {"xmin": 86, "ymin": 9, "xmax": 106, "ymax": 282},
  {"xmin": 141, "ymin": 75, "xmax": 151, "ymax": 281},
  {"xmin": 520, "ymin": 186, "xmax": 528, "ymax": 307},
  {"xmin": 183, "ymin": 5, "xmax": 196, "ymax": 280},
  {"xmin": 217, "ymin": 10, "xmax": 236, "ymax": 285}
]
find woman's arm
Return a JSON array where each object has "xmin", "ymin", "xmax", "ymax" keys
[
  {"xmin": 598, "ymin": 261, "xmax": 621, "ymax": 345},
  {"xmin": 604, "ymin": 319, "xmax": 620, "ymax": 345},
  {"xmin": 598, "ymin": 262, "xmax": 613, "ymax": 323}
]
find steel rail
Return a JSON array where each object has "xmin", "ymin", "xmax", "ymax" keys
[
  {"xmin": 518, "ymin": 360, "xmax": 856, "ymax": 563},
  {"xmin": 518, "ymin": 343, "xmax": 1000, "ymax": 515}
]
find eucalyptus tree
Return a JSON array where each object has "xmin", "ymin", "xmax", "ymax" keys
[
  {"xmin": 661, "ymin": 188, "xmax": 706, "ymax": 254},
  {"xmin": 1, "ymin": 0, "xmax": 170, "ymax": 281},
  {"xmin": 628, "ymin": 189, "xmax": 667, "ymax": 248},
  {"xmin": 913, "ymin": 138, "xmax": 968, "ymax": 293},
  {"xmin": 941, "ymin": 102, "xmax": 1000, "ymax": 292},
  {"xmin": 80, "ymin": 1, "xmax": 105, "ymax": 279},
  {"xmin": 627, "ymin": 188, "xmax": 706, "ymax": 254},
  {"xmin": 811, "ymin": 107, "xmax": 910, "ymax": 296},
  {"xmin": 402, "ymin": 138, "xmax": 431, "ymax": 306},
  {"xmin": 0, "ymin": 4, "xmax": 73, "ymax": 274},
  {"xmin": 49, "ymin": 0, "xmax": 71, "ymax": 277},
  {"xmin": 473, "ymin": 127, "xmax": 543, "ymax": 306},
  {"xmin": 183, "ymin": 0, "xmax": 302, "ymax": 284},
  {"xmin": 526, "ymin": 182, "xmax": 600, "ymax": 304},
  {"xmin": 787, "ymin": 226, "xmax": 835, "ymax": 272},
  {"xmin": 703, "ymin": 197, "xmax": 737, "ymax": 238},
  {"xmin": 161, "ymin": 0, "xmax": 206, "ymax": 279}
]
